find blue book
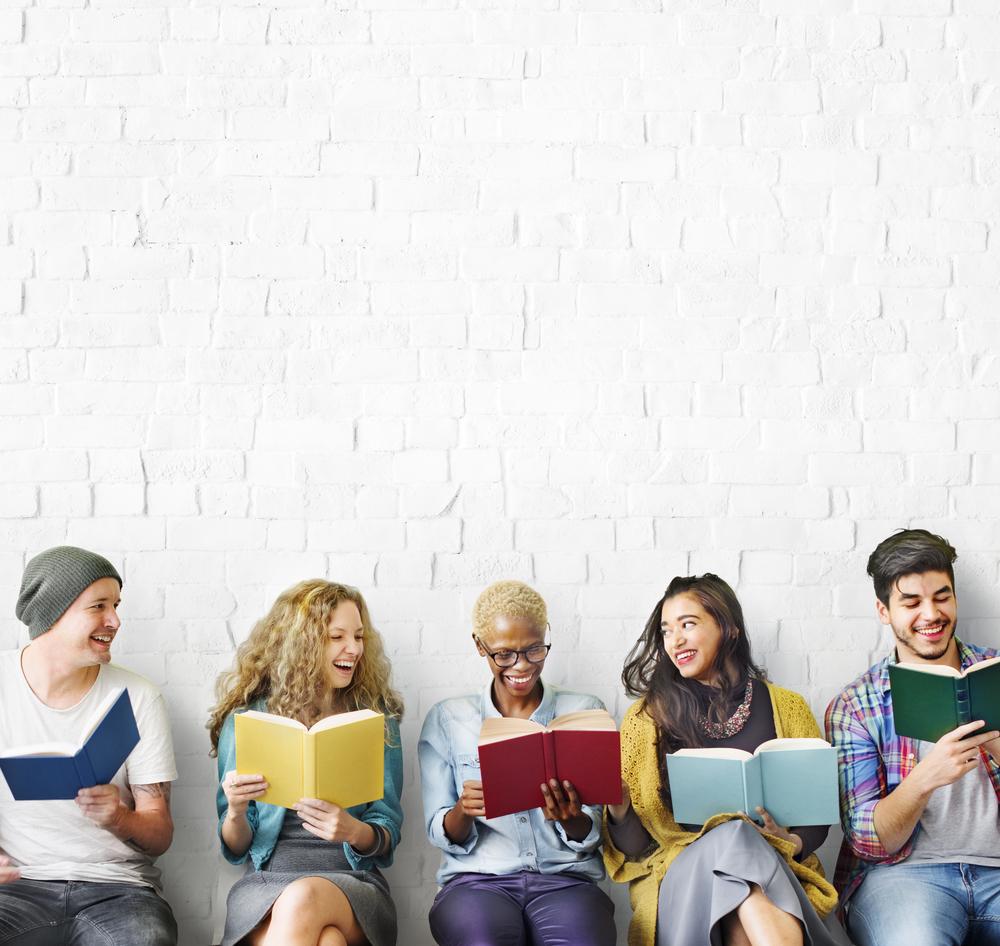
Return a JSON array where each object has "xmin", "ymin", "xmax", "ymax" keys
[
  {"xmin": 665, "ymin": 738, "xmax": 839, "ymax": 828},
  {"xmin": 0, "ymin": 688, "xmax": 139, "ymax": 801}
]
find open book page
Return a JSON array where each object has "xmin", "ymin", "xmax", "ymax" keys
[
  {"xmin": 479, "ymin": 708, "xmax": 616, "ymax": 745},
  {"xmin": 755, "ymin": 737, "xmax": 831, "ymax": 753},
  {"xmin": 310, "ymin": 708, "xmax": 382, "ymax": 734},
  {"xmin": 238, "ymin": 710, "xmax": 308, "ymax": 731}
]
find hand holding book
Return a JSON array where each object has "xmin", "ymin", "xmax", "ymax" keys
[
  {"xmin": 294, "ymin": 797, "xmax": 376, "ymax": 850},
  {"xmin": 540, "ymin": 778, "xmax": 591, "ymax": 842},
  {"xmin": 75, "ymin": 783, "xmax": 126, "ymax": 830},
  {"xmin": 222, "ymin": 770, "xmax": 269, "ymax": 817},
  {"xmin": 752, "ymin": 806, "xmax": 803, "ymax": 857},
  {"xmin": 911, "ymin": 719, "xmax": 999, "ymax": 794},
  {"xmin": 458, "ymin": 780, "xmax": 486, "ymax": 819}
]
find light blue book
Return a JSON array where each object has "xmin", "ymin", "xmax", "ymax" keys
[{"xmin": 665, "ymin": 738, "xmax": 839, "ymax": 828}]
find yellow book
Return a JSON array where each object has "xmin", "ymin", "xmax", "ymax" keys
[{"xmin": 235, "ymin": 708, "xmax": 385, "ymax": 810}]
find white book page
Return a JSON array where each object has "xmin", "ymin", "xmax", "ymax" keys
[
  {"xmin": 755, "ymin": 737, "xmax": 831, "ymax": 754},
  {"xmin": 309, "ymin": 709, "xmax": 381, "ymax": 733},
  {"xmin": 671, "ymin": 747, "xmax": 753, "ymax": 762},
  {"xmin": 240, "ymin": 710, "xmax": 308, "ymax": 731}
]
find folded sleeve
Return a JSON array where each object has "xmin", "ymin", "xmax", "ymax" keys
[
  {"xmin": 215, "ymin": 711, "xmax": 259, "ymax": 866},
  {"xmin": 418, "ymin": 702, "xmax": 480, "ymax": 855},
  {"xmin": 825, "ymin": 692, "xmax": 903, "ymax": 862},
  {"xmin": 344, "ymin": 715, "xmax": 404, "ymax": 871}
]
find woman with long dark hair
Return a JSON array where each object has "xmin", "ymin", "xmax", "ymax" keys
[{"xmin": 604, "ymin": 574, "xmax": 838, "ymax": 946}]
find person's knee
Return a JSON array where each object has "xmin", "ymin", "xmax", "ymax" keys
[
  {"xmin": 847, "ymin": 906, "xmax": 957, "ymax": 946},
  {"xmin": 271, "ymin": 877, "xmax": 341, "ymax": 920},
  {"xmin": 429, "ymin": 905, "xmax": 526, "ymax": 946},
  {"xmin": 72, "ymin": 911, "xmax": 176, "ymax": 946}
]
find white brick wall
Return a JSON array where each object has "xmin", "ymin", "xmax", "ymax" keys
[{"xmin": 3, "ymin": 1, "xmax": 1000, "ymax": 943}]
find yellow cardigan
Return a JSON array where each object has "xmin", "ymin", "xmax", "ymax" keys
[{"xmin": 603, "ymin": 682, "xmax": 838, "ymax": 946}]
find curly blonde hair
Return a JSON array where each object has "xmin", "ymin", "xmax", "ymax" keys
[
  {"xmin": 208, "ymin": 580, "xmax": 403, "ymax": 753},
  {"xmin": 472, "ymin": 580, "xmax": 548, "ymax": 638}
]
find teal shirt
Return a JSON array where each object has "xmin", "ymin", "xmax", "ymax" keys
[{"xmin": 215, "ymin": 700, "xmax": 403, "ymax": 872}]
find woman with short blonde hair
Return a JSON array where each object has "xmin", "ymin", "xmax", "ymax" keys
[{"xmin": 419, "ymin": 579, "xmax": 617, "ymax": 946}]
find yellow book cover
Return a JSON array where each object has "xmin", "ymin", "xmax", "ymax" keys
[{"xmin": 235, "ymin": 709, "xmax": 385, "ymax": 810}]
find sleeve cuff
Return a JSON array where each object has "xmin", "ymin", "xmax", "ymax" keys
[
  {"xmin": 429, "ymin": 807, "xmax": 479, "ymax": 855},
  {"xmin": 554, "ymin": 808, "xmax": 602, "ymax": 852}
]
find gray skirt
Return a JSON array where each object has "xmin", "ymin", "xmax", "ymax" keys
[
  {"xmin": 658, "ymin": 819, "xmax": 837, "ymax": 946},
  {"xmin": 221, "ymin": 816, "xmax": 396, "ymax": 946}
]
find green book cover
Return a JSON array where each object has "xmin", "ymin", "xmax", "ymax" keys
[{"xmin": 889, "ymin": 656, "xmax": 1000, "ymax": 743}]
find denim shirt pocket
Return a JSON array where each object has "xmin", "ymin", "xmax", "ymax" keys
[{"xmin": 454, "ymin": 752, "xmax": 481, "ymax": 794}]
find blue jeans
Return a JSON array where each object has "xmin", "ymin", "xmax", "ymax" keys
[
  {"xmin": 847, "ymin": 862, "xmax": 1000, "ymax": 946},
  {"xmin": 0, "ymin": 879, "xmax": 177, "ymax": 945}
]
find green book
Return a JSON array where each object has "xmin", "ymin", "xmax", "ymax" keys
[{"xmin": 888, "ymin": 656, "xmax": 1000, "ymax": 743}]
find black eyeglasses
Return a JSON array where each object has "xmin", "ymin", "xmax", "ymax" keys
[{"xmin": 475, "ymin": 636, "xmax": 551, "ymax": 668}]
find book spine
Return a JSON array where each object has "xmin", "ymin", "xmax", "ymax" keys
[
  {"xmin": 304, "ymin": 733, "xmax": 316, "ymax": 799},
  {"xmin": 75, "ymin": 750, "xmax": 98, "ymax": 789},
  {"xmin": 541, "ymin": 731, "xmax": 557, "ymax": 784},
  {"xmin": 955, "ymin": 677, "xmax": 971, "ymax": 725}
]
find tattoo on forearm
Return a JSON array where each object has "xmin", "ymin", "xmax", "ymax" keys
[{"xmin": 132, "ymin": 782, "xmax": 172, "ymax": 802}]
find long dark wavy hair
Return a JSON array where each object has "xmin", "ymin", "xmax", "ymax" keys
[{"xmin": 621, "ymin": 573, "xmax": 767, "ymax": 806}]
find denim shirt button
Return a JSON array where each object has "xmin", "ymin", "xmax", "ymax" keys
[{"xmin": 519, "ymin": 816, "xmax": 527, "ymax": 823}]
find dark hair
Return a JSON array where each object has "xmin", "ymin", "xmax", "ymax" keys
[
  {"xmin": 621, "ymin": 574, "xmax": 766, "ymax": 806},
  {"xmin": 867, "ymin": 529, "xmax": 957, "ymax": 606}
]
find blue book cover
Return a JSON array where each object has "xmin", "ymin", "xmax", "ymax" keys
[
  {"xmin": 666, "ymin": 738, "xmax": 839, "ymax": 828},
  {"xmin": 0, "ymin": 688, "xmax": 140, "ymax": 801}
]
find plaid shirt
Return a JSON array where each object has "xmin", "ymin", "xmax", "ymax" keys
[{"xmin": 824, "ymin": 639, "xmax": 1000, "ymax": 908}]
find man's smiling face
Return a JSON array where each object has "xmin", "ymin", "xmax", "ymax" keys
[{"xmin": 878, "ymin": 569, "xmax": 958, "ymax": 665}]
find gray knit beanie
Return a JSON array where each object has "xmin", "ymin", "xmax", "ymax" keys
[{"xmin": 16, "ymin": 546, "xmax": 123, "ymax": 640}]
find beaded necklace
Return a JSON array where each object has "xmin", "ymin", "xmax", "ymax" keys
[{"xmin": 700, "ymin": 679, "xmax": 753, "ymax": 739}]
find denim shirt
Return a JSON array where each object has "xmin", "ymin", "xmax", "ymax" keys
[
  {"xmin": 215, "ymin": 700, "xmax": 403, "ymax": 872},
  {"xmin": 418, "ymin": 680, "xmax": 607, "ymax": 886}
]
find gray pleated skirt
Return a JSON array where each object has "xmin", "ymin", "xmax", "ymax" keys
[
  {"xmin": 658, "ymin": 819, "xmax": 837, "ymax": 946},
  {"xmin": 221, "ymin": 816, "xmax": 396, "ymax": 946}
]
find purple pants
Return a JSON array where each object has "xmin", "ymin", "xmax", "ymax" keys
[{"xmin": 429, "ymin": 871, "xmax": 616, "ymax": 946}]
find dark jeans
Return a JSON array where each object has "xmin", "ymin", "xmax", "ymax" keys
[
  {"xmin": 0, "ymin": 878, "xmax": 177, "ymax": 946},
  {"xmin": 429, "ymin": 871, "xmax": 616, "ymax": 946}
]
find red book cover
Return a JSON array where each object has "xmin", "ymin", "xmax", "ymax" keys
[{"xmin": 477, "ymin": 710, "xmax": 622, "ymax": 820}]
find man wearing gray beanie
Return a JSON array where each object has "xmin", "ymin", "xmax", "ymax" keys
[{"xmin": 0, "ymin": 546, "xmax": 179, "ymax": 945}]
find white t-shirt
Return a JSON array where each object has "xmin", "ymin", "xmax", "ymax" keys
[{"xmin": 0, "ymin": 649, "xmax": 178, "ymax": 889}]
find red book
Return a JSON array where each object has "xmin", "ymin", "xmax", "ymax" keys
[{"xmin": 477, "ymin": 709, "xmax": 623, "ymax": 820}]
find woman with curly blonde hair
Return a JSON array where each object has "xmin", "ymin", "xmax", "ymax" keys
[{"xmin": 208, "ymin": 580, "xmax": 404, "ymax": 946}]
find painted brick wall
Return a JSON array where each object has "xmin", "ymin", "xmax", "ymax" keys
[{"xmin": 2, "ymin": 1, "xmax": 1000, "ymax": 942}]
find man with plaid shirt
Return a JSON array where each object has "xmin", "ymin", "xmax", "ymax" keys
[{"xmin": 825, "ymin": 529, "xmax": 1000, "ymax": 946}]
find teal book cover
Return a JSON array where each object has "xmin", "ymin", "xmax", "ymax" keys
[{"xmin": 666, "ymin": 738, "xmax": 838, "ymax": 828}]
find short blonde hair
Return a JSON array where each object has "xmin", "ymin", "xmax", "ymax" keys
[{"xmin": 472, "ymin": 580, "xmax": 548, "ymax": 638}]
